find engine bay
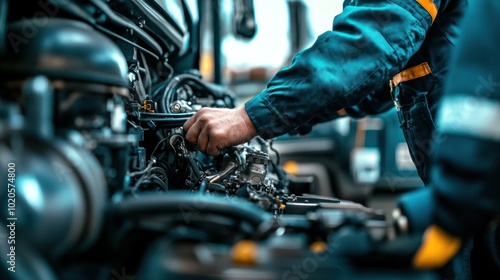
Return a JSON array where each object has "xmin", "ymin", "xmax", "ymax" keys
[{"xmin": 0, "ymin": 1, "xmax": 435, "ymax": 279}]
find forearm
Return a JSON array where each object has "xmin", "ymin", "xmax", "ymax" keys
[{"xmin": 246, "ymin": 0, "xmax": 442, "ymax": 138}]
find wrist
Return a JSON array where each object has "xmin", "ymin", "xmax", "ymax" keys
[{"xmin": 237, "ymin": 106, "xmax": 258, "ymax": 139}]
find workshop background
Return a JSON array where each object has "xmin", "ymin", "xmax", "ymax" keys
[{"xmin": 0, "ymin": 1, "xmax": 437, "ymax": 279}]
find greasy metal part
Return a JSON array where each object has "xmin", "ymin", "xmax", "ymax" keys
[
  {"xmin": 169, "ymin": 100, "xmax": 194, "ymax": 113},
  {"xmin": 245, "ymin": 150, "xmax": 270, "ymax": 185},
  {"xmin": 23, "ymin": 76, "xmax": 53, "ymax": 140},
  {"xmin": 209, "ymin": 161, "xmax": 237, "ymax": 183}
]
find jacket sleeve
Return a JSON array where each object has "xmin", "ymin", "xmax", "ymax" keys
[
  {"xmin": 344, "ymin": 82, "xmax": 394, "ymax": 118},
  {"xmin": 245, "ymin": 0, "xmax": 446, "ymax": 139},
  {"xmin": 428, "ymin": 0, "xmax": 500, "ymax": 238},
  {"xmin": 291, "ymin": 81, "xmax": 394, "ymax": 135}
]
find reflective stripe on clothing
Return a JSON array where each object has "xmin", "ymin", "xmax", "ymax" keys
[{"xmin": 437, "ymin": 95, "xmax": 500, "ymax": 141}]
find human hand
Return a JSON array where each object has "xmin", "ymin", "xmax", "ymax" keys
[{"xmin": 183, "ymin": 106, "xmax": 258, "ymax": 155}]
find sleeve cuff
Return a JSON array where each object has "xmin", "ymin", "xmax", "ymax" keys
[{"xmin": 245, "ymin": 94, "xmax": 291, "ymax": 139}]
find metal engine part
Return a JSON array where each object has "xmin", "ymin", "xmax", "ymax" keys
[{"xmin": 0, "ymin": 76, "xmax": 108, "ymax": 260}]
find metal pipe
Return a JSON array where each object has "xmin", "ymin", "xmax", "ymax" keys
[
  {"xmin": 23, "ymin": 76, "xmax": 53, "ymax": 139},
  {"xmin": 212, "ymin": 0, "xmax": 222, "ymax": 84}
]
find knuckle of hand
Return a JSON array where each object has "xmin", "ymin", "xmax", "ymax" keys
[
  {"xmin": 199, "ymin": 107, "xmax": 212, "ymax": 115},
  {"xmin": 206, "ymin": 121, "xmax": 221, "ymax": 132},
  {"xmin": 212, "ymin": 129, "xmax": 225, "ymax": 140},
  {"xmin": 185, "ymin": 132, "xmax": 196, "ymax": 143},
  {"xmin": 199, "ymin": 114, "xmax": 211, "ymax": 123},
  {"xmin": 211, "ymin": 128, "xmax": 224, "ymax": 139}
]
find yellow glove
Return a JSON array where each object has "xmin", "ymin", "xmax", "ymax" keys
[{"xmin": 412, "ymin": 225, "xmax": 462, "ymax": 269}]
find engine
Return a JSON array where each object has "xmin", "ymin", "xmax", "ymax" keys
[
  {"xmin": 0, "ymin": 1, "xmax": 288, "ymax": 208},
  {"xmin": 0, "ymin": 1, "xmax": 434, "ymax": 280}
]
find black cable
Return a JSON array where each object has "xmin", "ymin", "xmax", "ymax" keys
[
  {"xmin": 89, "ymin": 0, "xmax": 163, "ymax": 56},
  {"xmin": 269, "ymin": 140, "xmax": 280, "ymax": 166},
  {"xmin": 128, "ymin": 158, "xmax": 155, "ymax": 177},
  {"xmin": 158, "ymin": 73, "xmax": 223, "ymax": 113},
  {"xmin": 187, "ymin": 156, "xmax": 202, "ymax": 180},
  {"xmin": 132, "ymin": 173, "xmax": 148, "ymax": 191},
  {"xmin": 150, "ymin": 166, "xmax": 168, "ymax": 181},
  {"xmin": 130, "ymin": 164, "xmax": 168, "ymax": 193},
  {"xmin": 267, "ymin": 140, "xmax": 288, "ymax": 188},
  {"xmin": 94, "ymin": 25, "xmax": 159, "ymax": 61},
  {"xmin": 140, "ymin": 112, "xmax": 194, "ymax": 118},
  {"xmin": 255, "ymin": 137, "xmax": 269, "ymax": 153},
  {"xmin": 112, "ymin": 192, "xmax": 273, "ymax": 228},
  {"xmin": 160, "ymin": 74, "xmax": 197, "ymax": 113},
  {"xmin": 129, "ymin": 0, "xmax": 184, "ymax": 51},
  {"xmin": 150, "ymin": 137, "xmax": 170, "ymax": 157},
  {"xmin": 150, "ymin": 175, "xmax": 168, "ymax": 192},
  {"xmin": 270, "ymin": 159, "xmax": 287, "ymax": 189},
  {"xmin": 137, "ymin": 116, "xmax": 191, "ymax": 128},
  {"xmin": 140, "ymin": 51, "xmax": 152, "ymax": 94}
]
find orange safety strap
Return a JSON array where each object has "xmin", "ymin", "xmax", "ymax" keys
[
  {"xmin": 336, "ymin": 108, "xmax": 347, "ymax": 116},
  {"xmin": 416, "ymin": 0, "xmax": 438, "ymax": 24},
  {"xmin": 390, "ymin": 62, "xmax": 432, "ymax": 91}
]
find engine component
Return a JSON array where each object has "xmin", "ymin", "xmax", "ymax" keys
[
  {"xmin": 0, "ymin": 76, "xmax": 108, "ymax": 259},
  {"xmin": 244, "ymin": 149, "xmax": 270, "ymax": 185},
  {"xmin": 152, "ymin": 72, "xmax": 235, "ymax": 114},
  {"xmin": 0, "ymin": 17, "xmax": 136, "ymax": 196},
  {"xmin": 0, "ymin": 18, "xmax": 128, "ymax": 87}
]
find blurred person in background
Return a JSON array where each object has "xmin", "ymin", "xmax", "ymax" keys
[{"xmin": 397, "ymin": 0, "xmax": 500, "ymax": 278}]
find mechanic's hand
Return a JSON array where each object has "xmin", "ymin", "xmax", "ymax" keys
[{"xmin": 183, "ymin": 106, "xmax": 258, "ymax": 155}]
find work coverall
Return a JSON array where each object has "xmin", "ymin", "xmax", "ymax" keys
[{"xmin": 245, "ymin": 0, "xmax": 467, "ymax": 186}]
